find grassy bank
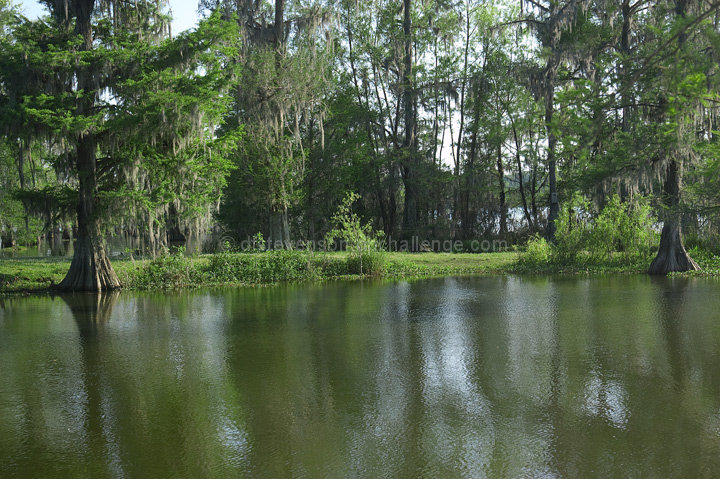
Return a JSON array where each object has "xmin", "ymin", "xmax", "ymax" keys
[
  {"xmin": 4, "ymin": 247, "xmax": 718, "ymax": 295},
  {"xmin": 0, "ymin": 251, "xmax": 516, "ymax": 294}
]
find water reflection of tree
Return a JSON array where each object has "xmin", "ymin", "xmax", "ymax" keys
[
  {"xmin": 652, "ymin": 276, "xmax": 689, "ymax": 386},
  {"xmin": 546, "ymin": 276, "xmax": 720, "ymax": 477},
  {"xmin": 62, "ymin": 292, "xmax": 120, "ymax": 478},
  {"xmin": 649, "ymin": 276, "xmax": 720, "ymax": 476},
  {"xmin": 64, "ymin": 292, "xmax": 118, "ymax": 339},
  {"xmin": 64, "ymin": 292, "xmax": 253, "ymax": 477},
  {"xmin": 220, "ymin": 283, "xmax": 370, "ymax": 476}
]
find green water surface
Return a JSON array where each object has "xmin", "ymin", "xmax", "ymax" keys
[{"xmin": 2, "ymin": 275, "xmax": 720, "ymax": 478}]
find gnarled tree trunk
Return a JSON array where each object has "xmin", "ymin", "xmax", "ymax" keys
[
  {"xmin": 648, "ymin": 159, "xmax": 699, "ymax": 275},
  {"xmin": 648, "ymin": 220, "xmax": 699, "ymax": 275},
  {"xmin": 58, "ymin": 135, "xmax": 120, "ymax": 291}
]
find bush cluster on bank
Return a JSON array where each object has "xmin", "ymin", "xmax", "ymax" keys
[
  {"xmin": 516, "ymin": 195, "xmax": 660, "ymax": 271},
  {"xmin": 118, "ymin": 247, "xmax": 521, "ymax": 290},
  {"xmin": 124, "ymin": 249, "xmax": 389, "ymax": 290}
]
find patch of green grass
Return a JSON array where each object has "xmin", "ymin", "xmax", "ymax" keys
[
  {"xmin": 11, "ymin": 247, "xmax": 719, "ymax": 294},
  {"xmin": 510, "ymin": 260, "xmax": 649, "ymax": 275},
  {"xmin": 0, "ymin": 258, "xmax": 70, "ymax": 292},
  {"xmin": 0, "ymin": 257, "xmax": 144, "ymax": 293},
  {"xmin": 125, "ymin": 250, "xmax": 517, "ymax": 290},
  {"xmin": 385, "ymin": 252, "xmax": 515, "ymax": 277}
]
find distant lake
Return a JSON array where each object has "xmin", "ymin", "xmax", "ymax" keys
[{"xmin": 2, "ymin": 276, "xmax": 720, "ymax": 477}]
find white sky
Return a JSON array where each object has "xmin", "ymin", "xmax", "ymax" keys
[{"xmin": 17, "ymin": 0, "xmax": 199, "ymax": 34}]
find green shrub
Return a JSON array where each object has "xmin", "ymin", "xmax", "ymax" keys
[
  {"xmin": 346, "ymin": 250, "xmax": 386, "ymax": 276},
  {"xmin": 131, "ymin": 248, "xmax": 201, "ymax": 289},
  {"xmin": 205, "ymin": 250, "xmax": 240, "ymax": 281},
  {"xmin": 554, "ymin": 194, "xmax": 592, "ymax": 264},
  {"xmin": 584, "ymin": 195, "xmax": 657, "ymax": 264},
  {"xmin": 205, "ymin": 250, "xmax": 321, "ymax": 283},
  {"xmin": 687, "ymin": 246, "xmax": 720, "ymax": 270},
  {"xmin": 249, "ymin": 232, "xmax": 266, "ymax": 252},
  {"xmin": 326, "ymin": 192, "xmax": 386, "ymax": 276},
  {"xmin": 611, "ymin": 196, "xmax": 657, "ymax": 263},
  {"xmin": 517, "ymin": 235, "xmax": 552, "ymax": 267},
  {"xmin": 555, "ymin": 194, "xmax": 657, "ymax": 266},
  {"xmin": 685, "ymin": 232, "xmax": 720, "ymax": 257},
  {"xmin": 315, "ymin": 254, "xmax": 350, "ymax": 276}
]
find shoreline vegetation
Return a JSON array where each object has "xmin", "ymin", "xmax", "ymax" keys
[
  {"xmin": 0, "ymin": 251, "xmax": 514, "ymax": 294},
  {"xmin": 0, "ymin": 250, "xmax": 517, "ymax": 294},
  {"xmin": 2, "ymin": 248, "xmax": 719, "ymax": 295},
  {"xmin": 5, "ymin": 192, "xmax": 718, "ymax": 296}
]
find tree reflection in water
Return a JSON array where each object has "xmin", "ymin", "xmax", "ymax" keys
[{"xmin": 2, "ymin": 277, "xmax": 720, "ymax": 477}]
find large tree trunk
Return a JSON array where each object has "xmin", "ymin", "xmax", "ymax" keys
[
  {"xmin": 512, "ymin": 120, "xmax": 534, "ymax": 231},
  {"xmin": 543, "ymin": 3, "xmax": 567, "ymax": 242},
  {"xmin": 648, "ymin": 221, "xmax": 699, "ymax": 275},
  {"xmin": 648, "ymin": 159, "xmax": 699, "ymax": 275},
  {"xmin": 59, "ymin": 135, "xmax": 120, "ymax": 291},
  {"xmin": 58, "ymin": 0, "xmax": 119, "ymax": 292},
  {"xmin": 460, "ymin": 77, "xmax": 483, "ymax": 241},
  {"xmin": 402, "ymin": 169, "xmax": 418, "ymax": 241},
  {"xmin": 451, "ymin": 4, "xmax": 471, "ymax": 240},
  {"xmin": 620, "ymin": 0, "xmax": 632, "ymax": 133},
  {"xmin": 388, "ymin": 168, "xmax": 398, "ymax": 236},
  {"xmin": 460, "ymin": 137, "xmax": 476, "ymax": 240},
  {"xmin": 531, "ymin": 158, "xmax": 539, "ymax": 227},
  {"xmin": 273, "ymin": 0, "xmax": 285, "ymax": 47},
  {"xmin": 268, "ymin": 206, "xmax": 291, "ymax": 249}
]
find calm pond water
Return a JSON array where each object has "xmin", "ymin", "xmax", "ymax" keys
[{"xmin": 2, "ymin": 276, "xmax": 720, "ymax": 478}]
